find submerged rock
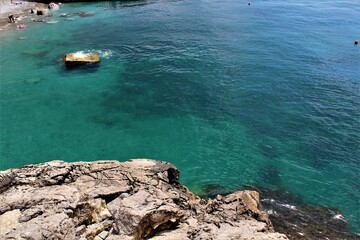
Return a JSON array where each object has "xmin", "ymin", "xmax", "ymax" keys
[
  {"xmin": 252, "ymin": 186, "xmax": 360, "ymax": 240},
  {"xmin": 78, "ymin": 11, "xmax": 94, "ymax": 17},
  {"xmin": 0, "ymin": 159, "xmax": 288, "ymax": 240},
  {"xmin": 197, "ymin": 183, "xmax": 232, "ymax": 199},
  {"xmin": 24, "ymin": 77, "xmax": 42, "ymax": 84}
]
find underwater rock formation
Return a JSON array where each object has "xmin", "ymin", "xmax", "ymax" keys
[
  {"xmin": 0, "ymin": 159, "xmax": 288, "ymax": 240},
  {"xmin": 255, "ymin": 187, "xmax": 360, "ymax": 240}
]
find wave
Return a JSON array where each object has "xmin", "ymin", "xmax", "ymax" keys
[{"xmin": 68, "ymin": 49, "xmax": 115, "ymax": 59}]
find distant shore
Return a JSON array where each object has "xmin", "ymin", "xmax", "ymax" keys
[{"xmin": 0, "ymin": 0, "xmax": 46, "ymax": 32}]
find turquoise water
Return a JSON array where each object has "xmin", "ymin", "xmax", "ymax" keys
[{"xmin": 1, "ymin": 0, "xmax": 359, "ymax": 232}]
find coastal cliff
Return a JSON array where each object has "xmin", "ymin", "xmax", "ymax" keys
[{"xmin": 0, "ymin": 159, "xmax": 288, "ymax": 240}]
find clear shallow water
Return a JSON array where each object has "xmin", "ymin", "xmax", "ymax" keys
[{"xmin": 0, "ymin": 0, "xmax": 359, "ymax": 232}]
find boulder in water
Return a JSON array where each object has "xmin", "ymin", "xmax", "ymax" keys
[
  {"xmin": 48, "ymin": 3, "xmax": 60, "ymax": 10},
  {"xmin": 64, "ymin": 52, "xmax": 100, "ymax": 68},
  {"xmin": 36, "ymin": 8, "xmax": 48, "ymax": 16}
]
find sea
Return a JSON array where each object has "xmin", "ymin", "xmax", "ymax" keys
[{"xmin": 0, "ymin": 0, "xmax": 359, "ymax": 235}]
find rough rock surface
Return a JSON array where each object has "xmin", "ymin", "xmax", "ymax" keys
[{"xmin": 0, "ymin": 159, "xmax": 288, "ymax": 240}]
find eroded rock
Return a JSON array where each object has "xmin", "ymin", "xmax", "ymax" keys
[
  {"xmin": 0, "ymin": 159, "xmax": 288, "ymax": 240},
  {"xmin": 48, "ymin": 2, "xmax": 60, "ymax": 10}
]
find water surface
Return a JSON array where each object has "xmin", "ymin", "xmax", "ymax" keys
[{"xmin": 0, "ymin": 0, "xmax": 359, "ymax": 232}]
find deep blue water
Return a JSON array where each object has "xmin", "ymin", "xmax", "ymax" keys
[{"xmin": 0, "ymin": 0, "xmax": 359, "ymax": 233}]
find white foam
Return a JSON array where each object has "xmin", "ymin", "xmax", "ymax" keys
[
  {"xmin": 73, "ymin": 51, "xmax": 89, "ymax": 58},
  {"xmin": 82, "ymin": 49, "xmax": 115, "ymax": 59},
  {"xmin": 261, "ymin": 198, "xmax": 276, "ymax": 203},
  {"xmin": 333, "ymin": 214, "xmax": 346, "ymax": 221},
  {"xmin": 280, "ymin": 203, "xmax": 297, "ymax": 210},
  {"xmin": 267, "ymin": 209, "xmax": 277, "ymax": 215},
  {"xmin": 46, "ymin": 20, "xmax": 59, "ymax": 24},
  {"xmin": 96, "ymin": 49, "xmax": 114, "ymax": 59}
]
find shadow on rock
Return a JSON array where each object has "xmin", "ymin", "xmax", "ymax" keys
[{"xmin": 197, "ymin": 183, "xmax": 233, "ymax": 199}]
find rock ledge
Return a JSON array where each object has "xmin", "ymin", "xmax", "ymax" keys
[{"xmin": 0, "ymin": 159, "xmax": 288, "ymax": 240}]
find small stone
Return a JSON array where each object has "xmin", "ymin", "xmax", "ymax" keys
[
  {"xmin": 119, "ymin": 192, "xmax": 129, "ymax": 199},
  {"xmin": 97, "ymin": 230, "xmax": 109, "ymax": 239},
  {"xmin": 203, "ymin": 225, "xmax": 212, "ymax": 232}
]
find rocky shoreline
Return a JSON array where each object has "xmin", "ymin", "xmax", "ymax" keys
[
  {"xmin": 0, "ymin": 159, "xmax": 288, "ymax": 239},
  {"xmin": 198, "ymin": 184, "xmax": 360, "ymax": 240},
  {"xmin": 0, "ymin": 0, "xmax": 58, "ymax": 33}
]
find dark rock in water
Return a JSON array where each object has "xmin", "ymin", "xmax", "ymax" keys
[
  {"xmin": 24, "ymin": 77, "xmax": 42, "ymax": 84},
  {"xmin": 259, "ymin": 165, "xmax": 282, "ymax": 186},
  {"xmin": 246, "ymin": 186, "xmax": 359, "ymax": 240},
  {"xmin": 91, "ymin": 114, "xmax": 119, "ymax": 128},
  {"xmin": 198, "ymin": 183, "xmax": 232, "ymax": 199},
  {"xmin": 60, "ymin": 12, "xmax": 94, "ymax": 18},
  {"xmin": 78, "ymin": 12, "xmax": 94, "ymax": 17},
  {"xmin": 33, "ymin": 19, "xmax": 45, "ymax": 22},
  {"xmin": 22, "ymin": 50, "xmax": 49, "ymax": 58},
  {"xmin": 258, "ymin": 143, "xmax": 280, "ymax": 159},
  {"xmin": 60, "ymin": 13, "xmax": 75, "ymax": 17},
  {"xmin": 36, "ymin": 9, "xmax": 48, "ymax": 16},
  {"xmin": 300, "ymin": 138, "xmax": 335, "ymax": 170}
]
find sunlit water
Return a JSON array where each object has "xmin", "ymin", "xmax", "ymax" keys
[{"xmin": 0, "ymin": 0, "xmax": 359, "ymax": 233}]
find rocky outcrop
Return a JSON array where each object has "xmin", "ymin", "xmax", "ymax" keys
[
  {"xmin": 64, "ymin": 52, "xmax": 100, "ymax": 69},
  {"xmin": 48, "ymin": 2, "xmax": 59, "ymax": 10},
  {"xmin": 0, "ymin": 159, "xmax": 288, "ymax": 240}
]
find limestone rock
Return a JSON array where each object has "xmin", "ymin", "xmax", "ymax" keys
[
  {"xmin": 0, "ymin": 209, "xmax": 21, "ymax": 235},
  {"xmin": 48, "ymin": 2, "xmax": 60, "ymax": 10},
  {"xmin": 64, "ymin": 52, "xmax": 100, "ymax": 68},
  {"xmin": 0, "ymin": 159, "xmax": 288, "ymax": 240}
]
